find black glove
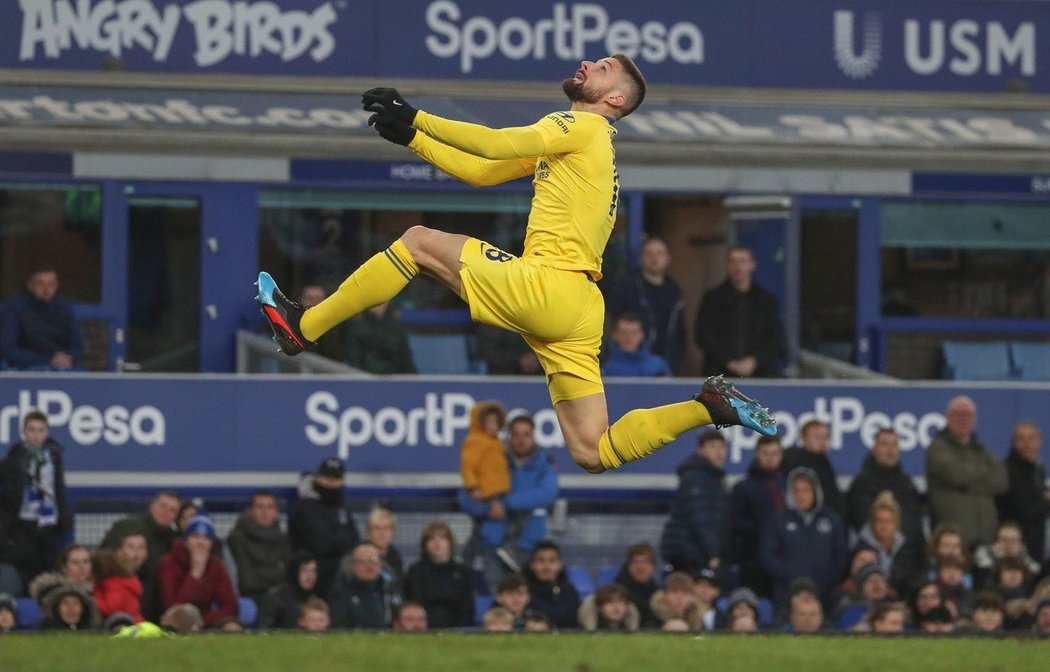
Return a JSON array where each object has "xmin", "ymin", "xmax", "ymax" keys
[
  {"xmin": 362, "ymin": 87, "xmax": 418, "ymax": 124},
  {"xmin": 369, "ymin": 112, "xmax": 417, "ymax": 146}
]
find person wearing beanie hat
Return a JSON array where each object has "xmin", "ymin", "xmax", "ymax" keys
[
  {"xmin": 289, "ymin": 457, "xmax": 360, "ymax": 599},
  {"xmin": 718, "ymin": 586, "xmax": 761, "ymax": 630},
  {"xmin": 0, "ymin": 592, "xmax": 18, "ymax": 631},
  {"xmin": 157, "ymin": 513, "xmax": 240, "ymax": 629}
]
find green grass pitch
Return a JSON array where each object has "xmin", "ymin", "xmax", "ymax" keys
[{"xmin": 0, "ymin": 632, "xmax": 1046, "ymax": 672}]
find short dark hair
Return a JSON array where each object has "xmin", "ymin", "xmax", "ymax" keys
[
  {"xmin": 874, "ymin": 427, "xmax": 897, "ymax": 442},
  {"xmin": 625, "ymin": 543, "xmax": 655, "ymax": 564},
  {"xmin": 614, "ymin": 311, "xmax": 642, "ymax": 327},
  {"xmin": 611, "ymin": 53, "xmax": 645, "ymax": 118},
  {"xmin": 756, "ymin": 435, "xmax": 781, "ymax": 450},
  {"xmin": 697, "ymin": 430, "xmax": 726, "ymax": 448},
  {"xmin": 800, "ymin": 419, "xmax": 827, "ymax": 437},
  {"xmin": 250, "ymin": 490, "xmax": 277, "ymax": 507},
  {"xmin": 22, "ymin": 410, "xmax": 48, "ymax": 429},
  {"xmin": 508, "ymin": 415, "xmax": 535, "ymax": 432},
  {"xmin": 497, "ymin": 573, "xmax": 528, "ymax": 594},
  {"xmin": 394, "ymin": 600, "xmax": 426, "ymax": 621},
  {"xmin": 973, "ymin": 591, "xmax": 1005, "ymax": 613},
  {"xmin": 531, "ymin": 540, "xmax": 561, "ymax": 560}
]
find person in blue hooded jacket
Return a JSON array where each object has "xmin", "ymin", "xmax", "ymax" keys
[
  {"xmin": 458, "ymin": 415, "xmax": 558, "ymax": 592},
  {"xmin": 601, "ymin": 312, "xmax": 671, "ymax": 377},
  {"xmin": 759, "ymin": 467, "xmax": 847, "ymax": 615}
]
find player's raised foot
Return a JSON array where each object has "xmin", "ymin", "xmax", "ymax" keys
[
  {"xmin": 695, "ymin": 374, "xmax": 777, "ymax": 436},
  {"xmin": 255, "ymin": 271, "xmax": 314, "ymax": 356}
]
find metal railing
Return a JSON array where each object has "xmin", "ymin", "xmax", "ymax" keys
[{"xmin": 236, "ymin": 329, "xmax": 371, "ymax": 375}]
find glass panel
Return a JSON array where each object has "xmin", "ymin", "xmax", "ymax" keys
[
  {"xmin": 126, "ymin": 196, "xmax": 201, "ymax": 371},
  {"xmin": 801, "ymin": 209, "xmax": 858, "ymax": 361},
  {"xmin": 0, "ymin": 182, "xmax": 102, "ymax": 302},
  {"xmin": 881, "ymin": 201, "xmax": 1050, "ymax": 318}
]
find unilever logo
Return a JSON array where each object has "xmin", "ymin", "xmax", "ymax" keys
[
  {"xmin": 18, "ymin": 0, "xmax": 338, "ymax": 67},
  {"xmin": 833, "ymin": 10, "xmax": 881, "ymax": 79}
]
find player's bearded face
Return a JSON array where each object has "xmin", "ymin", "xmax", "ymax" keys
[{"xmin": 562, "ymin": 77, "xmax": 603, "ymax": 104}]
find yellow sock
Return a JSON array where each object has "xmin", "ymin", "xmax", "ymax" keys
[
  {"xmin": 300, "ymin": 239, "xmax": 419, "ymax": 341},
  {"xmin": 597, "ymin": 401, "xmax": 713, "ymax": 470}
]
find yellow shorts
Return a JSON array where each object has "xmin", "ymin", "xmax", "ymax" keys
[{"xmin": 458, "ymin": 238, "xmax": 605, "ymax": 403}]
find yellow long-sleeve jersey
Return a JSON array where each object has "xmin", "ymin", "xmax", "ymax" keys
[{"xmin": 409, "ymin": 109, "xmax": 619, "ymax": 280}]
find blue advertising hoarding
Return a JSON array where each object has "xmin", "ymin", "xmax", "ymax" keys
[
  {"xmin": 0, "ymin": 374, "xmax": 1044, "ymax": 484},
  {"xmin": 3, "ymin": 1, "xmax": 1049, "ymax": 93}
]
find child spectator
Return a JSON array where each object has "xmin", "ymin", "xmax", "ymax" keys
[
  {"xmin": 297, "ymin": 596, "xmax": 331, "ymax": 632},
  {"xmin": 392, "ymin": 601, "xmax": 428, "ymax": 632},
  {"xmin": 92, "ymin": 547, "xmax": 144, "ymax": 624},
  {"xmin": 404, "ymin": 521, "xmax": 474, "ymax": 628},
  {"xmin": 258, "ymin": 552, "xmax": 319, "ymax": 630},
  {"xmin": 868, "ymin": 601, "xmax": 907, "ymax": 634},
  {"xmin": 0, "ymin": 593, "xmax": 18, "ymax": 631},
  {"xmin": 578, "ymin": 583, "xmax": 640, "ymax": 632},
  {"xmin": 918, "ymin": 605, "xmax": 955, "ymax": 634},
  {"xmin": 459, "ymin": 401, "xmax": 510, "ymax": 550},
  {"xmin": 523, "ymin": 610, "xmax": 551, "ymax": 632},
  {"xmin": 693, "ymin": 568, "xmax": 721, "ymax": 630},
  {"xmin": 650, "ymin": 571, "xmax": 703, "ymax": 631},
  {"xmin": 482, "ymin": 605, "xmax": 515, "ymax": 632},
  {"xmin": 33, "ymin": 576, "xmax": 100, "ymax": 631},
  {"xmin": 907, "ymin": 581, "xmax": 946, "ymax": 628},
  {"xmin": 988, "ymin": 557, "xmax": 1034, "ymax": 629},
  {"xmin": 159, "ymin": 603, "xmax": 203, "ymax": 634},
  {"xmin": 720, "ymin": 587, "xmax": 761, "ymax": 631},
  {"xmin": 968, "ymin": 592, "xmax": 1005, "ymax": 633},
  {"xmin": 494, "ymin": 573, "xmax": 530, "ymax": 628},
  {"xmin": 935, "ymin": 554, "xmax": 974, "ymax": 619},
  {"xmin": 612, "ymin": 543, "xmax": 659, "ymax": 628},
  {"xmin": 57, "ymin": 543, "xmax": 93, "ymax": 591},
  {"xmin": 524, "ymin": 541, "xmax": 580, "ymax": 630},
  {"xmin": 973, "ymin": 522, "xmax": 1041, "ymax": 590}
]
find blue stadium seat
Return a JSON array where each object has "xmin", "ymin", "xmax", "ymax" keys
[
  {"xmin": 474, "ymin": 595, "xmax": 494, "ymax": 625},
  {"xmin": 238, "ymin": 597, "xmax": 257, "ymax": 627},
  {"xmin": 1011, "ymin": 341, "xmax": 1050, "ymax": 381},
  {"xmin": 16, "ymin": 598, "xmax": 41, "ymax": 630},
  {"xmin": 834, "ymin": 603, "xmax": 869, "ymax": 630},
  {"xmin": 407, "ymin": 334, "xmax": 485, "ymax": 375},
  {"xmin": 942, "ymin": 341, "xmax": 1013, "ymax": 380},
  {"xmin": 596, "ymin": 565, "xmax": 619, "ymax": 588},
  {"xmin": 566, "ymin": 565, "xmax": 595, "ymax": 599}
]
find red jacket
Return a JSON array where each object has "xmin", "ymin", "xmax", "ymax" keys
[
  {"xmin": 157, "ymin": 538, "xmax": 239, "ymax": 627},
  {"xmin": 94, "ymin": 574, "xmax": 144, "ymax": 622}
]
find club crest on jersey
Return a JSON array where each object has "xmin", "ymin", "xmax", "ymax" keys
[{"xmin": 484, "ymin": 247, "xmax": 513, "ymax": 263}]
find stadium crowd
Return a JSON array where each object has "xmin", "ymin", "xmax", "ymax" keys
[{"xmin": 1, "ymin": 395, "xmax": 1049, "ymax": 637}]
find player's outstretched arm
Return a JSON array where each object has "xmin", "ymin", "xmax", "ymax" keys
[{"xmin": 368, "ymin": 113, "xmax": 534, "ymax": 187}]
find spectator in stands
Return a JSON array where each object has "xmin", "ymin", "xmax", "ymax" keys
[
  {"xmin": 366, "ymin": 508, "xmax": 404, "ymax": 592},
  {"xmin": 846, "ymin": 428, "xmax": 924, "ymax": 540},
  {"xmin": 329, "ymin": 542, "xmax": 400, "ymax": 629},
  {"xmin": 867, "ymin": 601, "xmax": 907, "ymax": 634},
  {"xmin": 926, "ymin": 396, "xmax": 1009, "ymax": 547},
  {"xmin": 258, "ymin": 552, "xmax": 319, "ymax": 630},
  {"xmin": 523, "ymin": 610, "xmax": 552, "ymax": 631},
  {"xmin": 524, "ymin": 541, "xmax": 580, "ymax": 630},
  {"xmin": 780, "ymin": 419, "xmax": 845, "ymax": 518},
  {"xmin": 0, "ymin": 410, "xmax": 72, "ymax": 589},
  {"xmin": 297, "ymin": 596, "xmax": 331, "ymax": 633},
  {"xmin": 578, "ymin": 582, "xmax": 640, "ymax": 632},
  {"xmin": 289, "ymin": 457, "xmax": 360, "ymax": 599},
  {"xmin": 661, "ymin": 430, "xmax": 729, "ymax": 577},
  {"xmin": 917, "ymin": 605, "xmax": 955, "ymax": 634},
  {"xmin": 926, "ymin": 523, "xmax": 969, "ymax": 577},
  {"xmin": 1033, "ymin": 599, "xmax": 1050, "ymax": 635},
  {"xmin": 852, "ymin": 492, "xmax": 924, "ymax": 596},
  {"xmin": 157, "ymin": 514, "xmax": 240, "ymax": 630},
  {"xmin": 227, "ymin": 490, "xmax": 291, "ymax": 602},
  {"xmin": 482, "ymin": 605, "xmax": 515, "ymax": 632},
  {"xmin": 475, "ymin": 324, "xmax": 542, "ymax": 376},
  {"xmin": 605, "ymin": 237, "xmax": 686, "ymax": 373},
  {"xmin": 694, "ymin": 244, "xmax": 784, "ymax": 378},
  {"xmin": 92, "ymin": 547, "xmax": 144, "ymax": 625},
  {"xmin": 908, "ymin": 580, "xmax": 946, "ymax": 629},
  {"xmin": 719, "ymin": 586, "xmax": 761, "ymax": 631},
  {"xmin": 935, "ymin": 554, "xmax": 974, "ymax": 620},
  {"xmin": 730, "ymin": 434, "xmax": 785, "ymax": 597},
  {"xmin": 0, "ymin": 265, "xmax": 83, "ymax": 370},
  {"xmin": 299, "ymin": 284, "xmax": 345, "ymax": 363},
  {"xmin": 784, "ymin": 591, "xmax": 824, "ymax": 633},
  {"xmin": 830, "ymin": 547, "xmax": 879, "ymax": 610},
  {"xmin": 973, "ymin": 521, "xmax": 1041, "ymax": 590},
  {"xmin": 101, "ymin": 490, "xmax": 180, "ymax": 620},
  {"xmin": 343, "ymin": 302, "xmax": 416, "ymax": 373},
  {"xmin": 176, "ymin": 501, "xmax": 198, "ymax": 535},
  {"xmin": 760, "ymin": 467, "xmax": 846, "ymax": 613},
  {"xmin": 612, "ymin": 543, "xmax": 659, "ymax": 628},
  {"xmin": 392, "ymin": 601, "xmax": 428, "ymax": 632},
  {"xmin": 0, "ymin": 593, "xmax": 16, "ymax": 632},
  {"xmin": 650, "ymin": 571, "xmax": 703, "ymax": 631},
  {"xmin": 988, "ymin": 557, "xmax": 1034, "ymax": 617},
  {"xmin": 460, "ymin": 415, "xmax": 558, "ymax": 592},
  {"xmin": 968, "ymin": 592, "xmax": 1005, "ymax": 633},
  {"xmin": 494, "ymin": 573, "xmax": 530, "ymax": 628},
  {"xmin": 831, "ymin": 563, "xmax": 891, "ymax": 630},
  {"xmin": 57, "ymin": 544, "xmax": 93, "ymax": 592},
  {"xmin": 34, "ymin": 576, "xmax": 100, "ymax": 631},
  {"xmin": 601, "ymin": 312, "xmax": 672, "ymax": 377},
  {"xmin": 158, "ymin": 603, "xmax": 204, "ymax": 634},
  {"xmin": 404, "ymin": 521, "xmax": 474, "ymax": 629},
  {"xmin": 729, "ymin": 609, "xmax": 758, "ymax": 632},
  {"xmin": 458, "ymin": 400, "xmax": 510, "ymax": 560},
  {"xmin": 997, "ymin": 421, "xmax": 1048, "ymax": 562},
  {"xmin": 693, "ymin": 567, "xmax": 721, "ymax": 630}
]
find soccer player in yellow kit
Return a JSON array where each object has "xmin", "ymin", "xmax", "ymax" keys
[{"xmin": 257, "ymin": 54, "xmax": 776, "ymax": 474}]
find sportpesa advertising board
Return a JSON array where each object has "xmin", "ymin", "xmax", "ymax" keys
[
  {"xmin": 0, "ymin": 375, "xmax": 1045, "ymax": 480},
  {"xmin": 2, "ymin": 0, "xmax": 1049, "ymax": 92}
]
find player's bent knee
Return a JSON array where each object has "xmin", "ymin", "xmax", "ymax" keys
[
  {"xmin": 399, "ymin": 225, "xmax": 431, "ymax": 256},
  {"xmin": 568, "ymin": 443, "xmax": 605, "ymax": 474}
]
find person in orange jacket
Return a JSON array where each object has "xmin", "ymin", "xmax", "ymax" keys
[{"xmin": 459, "ymin": 401, "xmax": 510, "ymax": 549}]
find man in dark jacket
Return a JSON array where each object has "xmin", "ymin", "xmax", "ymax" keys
[
  {"xmin": 847, "ymin": 428, "xmax": 925, "ymax": 540},
  {"xmin": 0, "ymin": 411, "xmax": 72, "ymax": 586},
  {"xmin": 0, "ymin": 266, "xmax": 83, "ymax": 370},
  {"xmin": 694, "ymin": 245, "xmax": 784, "ymax": 378},
  {"xmin": 760, "ymin": 467, "xmax": 846, "ymax": 613},
  {"xmin": 612, "ymin": 543, "xmax": 660, "ymax": 628},
  {"xmin": 524, "ymin": 541, "xmax": 581, "ymax": 630},
  {"xmin": 329, "ymin": 543, "xmax": 400, "ymax": 629},
  {"xmin": 730, "ymin": 435, "xmax": 786, "ymax": 597},
  {"xmin": 660, "ymin": 430, "xmax": 729, "ymax": 577},
  {"xmin": 343, "ymin": 302, "xmax": 416, "ymax": 374},
  {"xmin": 604, "ymin": 237, "xmax": 686, "ymax": 372},
  {"xmin": 227, "ymin": 490, "xmax": 291, "ymax": 601},
  {"xmin": 780, "ymin": 419, "xmax": 845, "ymax": 518},
  {"xmin": 289, "ymin": 457, "xmax": 360, "ymax": 599},
  {"xmin": 997, "ymin": 421, "xmax": 1048, "ymax": 561},
  {"xmin": 100, "ymin": 490, "xmax": 180, "ymax": 620}
]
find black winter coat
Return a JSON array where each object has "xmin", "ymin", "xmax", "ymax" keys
[
  {"xmin": 997, "ymin": 449, "xmax": 1048, "ymax": 561},
  {"xmin": 0, "ymin": 439, "xmax": 72, "ymax": 531},
  {"xmin": 730, "ymin": 459, "xmax": 786, "ymax": 565},
  {"xmin": 524, "ymin": 569, "xmax": 581, "ymax": 630},
  {"xmin": 846, "ymin": 453, "xmax": 925, "ymax": 538},
  {"xmin": 404, "ymin": 557, "xmax": 475, "ymax": 628},
  {"xmin": 694, "ymin": 280, "xmax": 784, "ymax": 377},
  {"xmin": 289, "ymin": 494, "xmax": 360, "ymax": 599},
  {"xmin": 661, "ymin": 454, "xmax": 728, "ymax": 570}
]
